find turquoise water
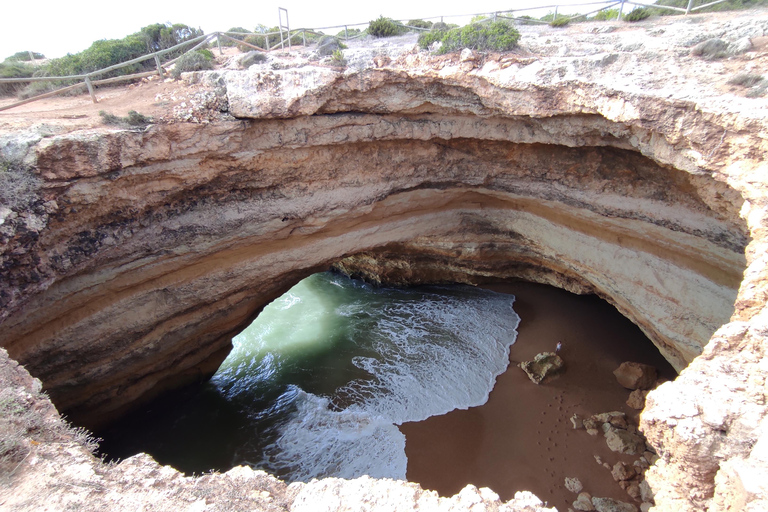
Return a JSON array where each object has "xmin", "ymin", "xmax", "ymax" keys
[{"xmin": 97, "ymin": 272, "xmax": 520, "ymax": 480}]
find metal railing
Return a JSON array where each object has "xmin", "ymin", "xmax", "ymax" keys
[{"xmin": 0, "ymin": 1, "xmax": 734, "ymax": 113}]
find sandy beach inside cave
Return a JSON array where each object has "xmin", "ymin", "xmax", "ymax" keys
[{"xmin": 399, "ymin": 281, "xmax": 677, "ymax": 510}]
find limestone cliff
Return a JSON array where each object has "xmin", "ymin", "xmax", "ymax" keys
[{"xmin": 1, "ymin": 9, "xmax": 768, "ymax": 512}]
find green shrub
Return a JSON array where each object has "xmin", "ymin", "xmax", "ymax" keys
[
  {"xmin": 171, "ymin": 50, "xmax": 214, "ymax": 78},
  {"xmin": 99, "ymin": 110, "xmax": 152, "ymax": 128},
  {"xmin": 624, "ymin": 7, "xmax": 652, "ymax": 21},
  {"xmin": 368, "ymin": 16, "xmax": 407, "ymax": 38},
  {"xmin": 0, "ymin": 62, "xmax": 34, "ymax": 96},
  {"xmin": 417, "ymin": 29, "xmax": 447, "ymax": 50},
  {"xmin": 222, "ymin": 27, "xmax": 251, "ymax": 46},
  {"xmin": 4, "ymin": 51, "xmax": 45, "ymax": 62},
  {"xmin": 407, "ymin": 19, "xmax": 432, "ymax": 29},
  {"xmin": 238, "ymin": 27, "xmax": 279, "ymax": 51},
  {"xmin": 336, "ymin": 27, "xmax": 362, "ymax": 38},
  {"xmin": 435, "ymin": 20, "xmax": 521, "ymax": 54},
  {"xmin": 330, "ymin": 49, "xmax": 347, "ymax": 67},
  {"xmin": 592, "ymin": 8, "xmax": 620, "ymax": 20},
  {"xmin": 516, "ymin": 15, "xmax": 540, "ymax": 25},
  {"xmin": 550, "ymin": 15, "xmax": 571, "ymax": 27}
]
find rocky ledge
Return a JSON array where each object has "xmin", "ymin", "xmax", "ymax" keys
[{"xmin": 1, "ymin": 9, "xmax": 768, "ymax": 511}]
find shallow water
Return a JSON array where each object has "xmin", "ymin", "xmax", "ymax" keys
[{"xmin": 97, "ymin": 272, "xmax": 519, "ymax": 480}]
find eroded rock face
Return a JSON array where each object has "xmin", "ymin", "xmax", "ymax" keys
[{"xmin": 1, "ymin": 9, "xmax": 768, "ymax": 512}]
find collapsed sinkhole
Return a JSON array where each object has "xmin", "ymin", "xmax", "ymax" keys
[{"xmin": 93, "ymin": 270, "xmax": 677, "ymax": 508}]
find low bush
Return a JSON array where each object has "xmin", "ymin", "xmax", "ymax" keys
[
  {"xmin": 592, "ymin": 8, "xmax": 620, "ymax": 20},
  {"xmin": 550, "ymin": 16, "xmax": 571, "ymax": 27},
  {"xmin": 336, "ymin": 27, "xmax": 362, "ymax": 38},
  {"xmin": 624, "ymin": 7, "xmax": 652, "ymax": 21},
  {"xmin": 99, "ymin": 110, "xmax": 153, "ymax": 128},
  {"xmin": 4, "ymin": 51, "xmax": 45, "ymax": 62},
  {"xmin": 222, "ymin": 27, "xmax": 251, "ymax": 46},
  {"xmin": 417, "ymin": 29, "xmax": 447, "ymax": 50},
  {"xmin": 368, "ymin": 16, "xmax": 408, "ymax": 38},
  {"xmin": 407, "ymin": 19, "xmax": 433, "ymax": 29},
  {"xmin": 432, "ymin": 20, "xmax": 521, "ymax": 54},
  {"xmin": 171, "ymin": 50, "xmax": 214, "ymax": 78},
  {"xmin": 727, "ymin": 72, "xmax": 764, "ymax": 87},
  {"xmin": 330, "ymin": 49, "xmax": 347, "ymax": 67},
  {"xmin": 0, "ymin": 62, "xmax": 34, "ymax": 96}
]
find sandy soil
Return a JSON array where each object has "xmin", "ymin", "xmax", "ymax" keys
[{"xmin": 400, "ymin": 282, "xmax": 675, "ymax": 510}]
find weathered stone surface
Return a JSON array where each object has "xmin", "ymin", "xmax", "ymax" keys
[
  {"xmin": 613, "ymin": 362, "xmax": 658, "ymax": 390},
  {"xmin": 519, "ymin": 352, "xmax": 566, "ymax": 384},
  {"xmin": 592, "ymin": 497, "xmax": 639, "ymax": 512},
  {"xmin": 606, "ymin": 429, "xmax": 646, "ymax": 455}
]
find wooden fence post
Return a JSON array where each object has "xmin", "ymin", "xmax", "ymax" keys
[
  {"xmin": 217, "ymin": 33, "xmax": 224, "ymax": 55},
  {"xmin": 84, "ymin": 76, "xmax": 97, "ymax": 104},
  {"xmin": 154, "ymin": 54, "xmax": 164, "ymax": 77},
  {"xmin": 685, "ymin": 0, "xmax": 695, "ymax": 13}
]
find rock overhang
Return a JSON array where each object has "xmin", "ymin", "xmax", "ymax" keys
[{"xmin": 1, "ymin": 11, "xmax": 768, "ymax": 510}]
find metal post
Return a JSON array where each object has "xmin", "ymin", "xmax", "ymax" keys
[
  {"xmin": 685, "ymin": 0, "xmax": 695, "ymax": 13},
  {"xmin": 618, "ymin": 0, "xmax": 626, "ymax": 19},
  {"xmin": 279, "ymin": 7, "xmax": 290, "ymax": 49},
  {"xmin": 27, "ymin": 51, "xmax": 35, "ymax": 63},
  {"xmin": 554, "ymin": 5, "xmax": 559, "ymax": 20},
  {"xmin": 302, "ymin": 30, "xmax": 306, "ymax": 46},
  {"xmin": 493, "ymin": 11, "xmax": 497, "ymax": 21},
  {"xmin": 266, "ymin": 34, "xmax": 270, "ymax": 50},
  {"xmin": 154, "ymin": 54, "xmax": 164, "ymax": 77},
  {"xmin": 345, "ymin": 25, "xmax": 348, "ymax": 40},
  {"xmin": 217, "ymin": 33, "xmax": 223, "ymax": 55},
  {"xmin": 84, "ymin": 76, "xmax": 97, "ymax": 104}
]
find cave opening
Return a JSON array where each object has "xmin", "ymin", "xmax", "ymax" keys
[{"xmin": 94, "ymin": 269, "xmax": 676, "ymax": 510}]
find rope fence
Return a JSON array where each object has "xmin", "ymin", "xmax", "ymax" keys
[{"xmin": 0, "ymin": 0, "xmax": 728, "ymax": 112}]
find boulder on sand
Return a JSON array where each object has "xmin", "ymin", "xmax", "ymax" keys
[
  {"xmin": 613, "ymin": 362, "xmax": 657, "ymax": 390},
  {"xmin": 519, "ymin": 352, "xmax": 565, "ymax": 384}
]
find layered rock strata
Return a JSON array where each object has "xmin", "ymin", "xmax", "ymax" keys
[{"xmin": 1, "ymin": 9, "xmax": 767, "ymax": 511}]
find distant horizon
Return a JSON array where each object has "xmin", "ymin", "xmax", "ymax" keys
[{"xmin": 2, "ymin": 0, "xmax": 631, "ymax": 61}]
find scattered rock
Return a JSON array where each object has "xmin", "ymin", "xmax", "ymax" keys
[
  {"xmin": 584, "ymin": 417, "xmax": 599, "ymax": 430},
  {"xmin": 626, "ymin": 389, "xmax": 648, "ymax": 409},
  {"xmin": 643, "ymin": 451, "xmax": 658, "ymax": 465},
  {"xmin": 605, "ymin": 429, "xmax": 646, "ymax": 455},
  {"xmin": 587, "ymin": 428, "xmax": 600, "ymax": 436},
  {"xmin": 518, "ymin": 352, "xmax": 565, "ymax": 384},
  {"xmin": 639, "ymin": 480, "xmax": 654, "ymax": 503},
  {"xmin": 571, "ymin": 414, "xmax": 584, "ymax": 429},
  {"xmin": 574, "ymin": 492, "xmax": 595, "ymax": 511},
  {"xmin": 611, "ymin": 461, "xmax": 637, "ymax": 481},
  {"xmin": 728, "ymin": 36, "xmax": 753, "ymax": 55},
  {"xmin": 640, "ymin": 503, "xmax": 652, "ymax": 512},
  {"xmin": 613, "ymin": 362, "xmax": 657, "ymax": 390},
  {"xmin": 626, "ymin": 482, "xmax": 642, "ymax": 501},
  {"xmin": 592, "ymin": 497, "xmax": 639, "ymax": 512},
  {"xmin": 691, "ymin": 38, "xmax": 729, "ymax": 60},
  {"xmin": 565, "ymin": 477, "xmax": 584, "ymax": 493}
]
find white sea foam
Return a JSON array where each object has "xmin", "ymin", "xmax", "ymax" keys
[{"xmin": 263, "ymin": 285, "xmax": 520, "ymax": 482}]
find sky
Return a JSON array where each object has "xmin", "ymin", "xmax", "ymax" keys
[{"xmin": 0, "ymin": 0, "xmax": 610, "ymax": 60}]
